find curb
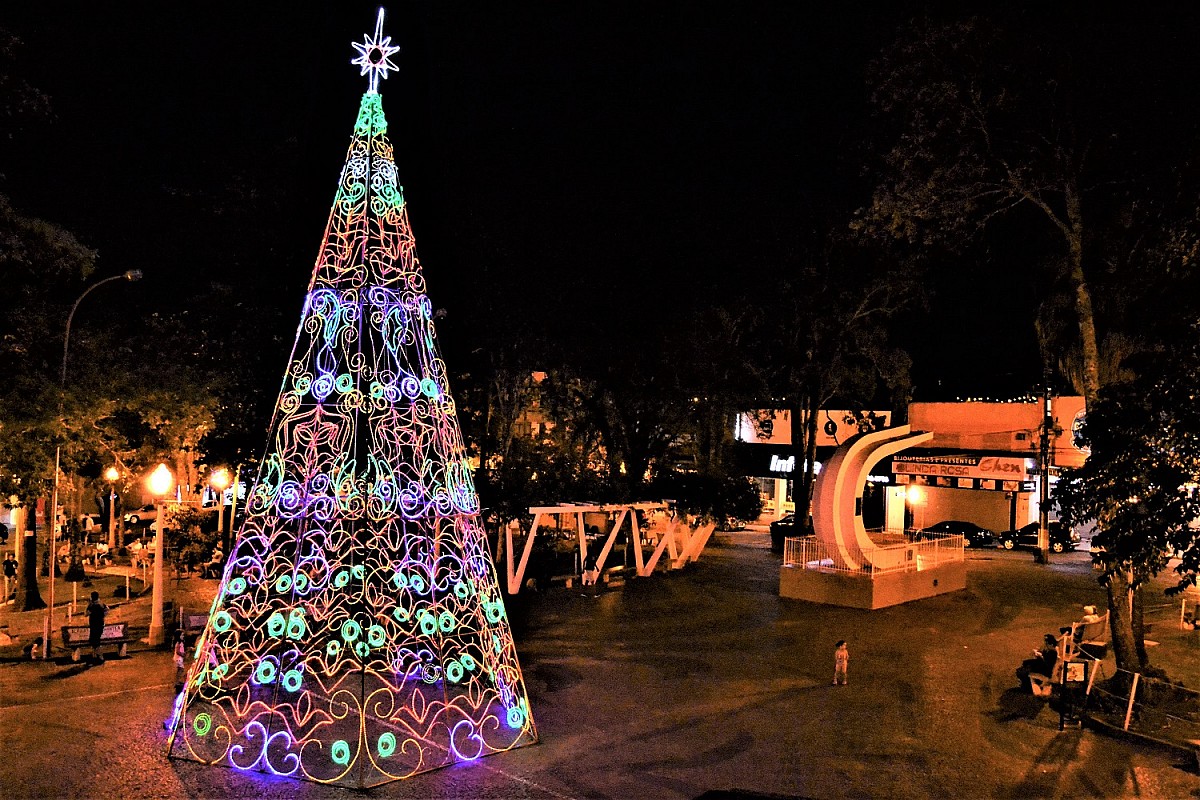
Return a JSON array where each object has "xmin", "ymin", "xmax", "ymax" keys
[{"xmin": 1083, "ymin": 713, "xmax": 1200, "ymax": 769}]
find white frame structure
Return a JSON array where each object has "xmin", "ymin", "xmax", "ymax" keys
[{"xmin": 504, "ymin": 502, "xmax": 717, "ymax": 594}]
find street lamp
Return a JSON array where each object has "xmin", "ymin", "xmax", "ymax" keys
[
  {"xmin": 906, "ymin": 484, "xmax": 926, "ymax": 532},
  {"xmin": 146, "ymin": 463, "xmax": 174, "ymax": 646},
  {"xmin": 43, "ymin": 269, "xmax": 143, "ymax": 659},
  {"xmin": 104, "ymin": 466, "xmax": 120, "ymax": 551},
  {"xmin": 209, "ymin": 467, "xmax": 231, "ymax": 542}
]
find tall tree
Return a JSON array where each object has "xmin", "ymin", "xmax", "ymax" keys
[
  {"xmin": 857, "ymin": 9, "xmax": 1200, "ymax": 671},
  {"xmin": 0, "ymin": 193, "xmax": 97, "ymax": 608},
  {"xmin": 1056, "ymin": 328, "xmax": 1200, "ymax": 672},
  {"xmin": 748, "ymin": 236, "xmax": 914, "ymax": 532}
]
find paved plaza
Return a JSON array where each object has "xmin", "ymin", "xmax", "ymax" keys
[{"xmin": 2, "ymin": 531, "xmax": 1199, "ymax": 799}]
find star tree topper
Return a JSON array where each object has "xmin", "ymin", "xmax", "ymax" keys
[{"xmin": 352, "ymin": 7, "xmax": 401, "ymax": 93}]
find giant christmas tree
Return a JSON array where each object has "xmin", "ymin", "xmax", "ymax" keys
[{"xmin": 166, "ymin": 10, "xmax": 537, "ymax": 787}]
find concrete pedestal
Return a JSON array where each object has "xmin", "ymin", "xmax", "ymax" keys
[{"xmin": 779, "ymin": 560, "xmax": 966, "ymax": 610}]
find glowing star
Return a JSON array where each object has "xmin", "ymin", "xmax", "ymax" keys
[{"xmin": 351, "ymin": 7, "xmax": 401, "ymax": 93}]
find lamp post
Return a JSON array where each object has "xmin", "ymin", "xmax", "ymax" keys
[
  {"xmin": 906, "ymin": 484, "xmax": 926, "ymax": 532},
  {"xmin": 104, "ymin": 466, "xmax": 120, "ymax": 552},
  {"xmin": 146, "ymin": 463, "xmax": 174, "ymax": 646},
  {"xmin": 209, "ymin": 467, "xmax": 231, "ymax": 542},
  {"xmin": 43, "ymin": 269, "xmax": 143, "ymax": 659},
  {"xmin": 1036, "ymin": 362, "xmax": 1057, "ymax": 565}
]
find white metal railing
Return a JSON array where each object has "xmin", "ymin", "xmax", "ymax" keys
[{"xmin": 782, "ymin": 533, "xmax": 965, "ymax": 577}]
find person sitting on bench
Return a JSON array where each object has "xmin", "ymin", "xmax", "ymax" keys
[
  {"xmin": 1017, "ymin": 633, "xmax": 1059, "ymax": 692},
  {"xmin": 201, "ymin": 547, "xmax": 224, "ymax": 579}
]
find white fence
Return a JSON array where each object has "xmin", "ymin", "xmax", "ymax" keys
[{"xmin": 782, "ymin": 532, "xmax": 965, "ymax": 577}]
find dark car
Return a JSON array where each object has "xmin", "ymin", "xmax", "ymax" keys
[
  {"xmin": 999, "ymin": 521, "xmax": 1080, "ymax": 553},
  {"xmin": 915, "ymin": 519, "xmax": 996, "ymax": 548},
  {"xmin": 769, "ymin": 513, "xmax": 807, "ymax": 553}
]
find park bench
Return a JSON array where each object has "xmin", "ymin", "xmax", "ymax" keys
[
  {"xmin": 1071, "ymin": 611, "xmax": 1110, "ymax": 660},
  {"xmin": 61, "ymin": 621, "xmax": 129, "ymax": 662}
]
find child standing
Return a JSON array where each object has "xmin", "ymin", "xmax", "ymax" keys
[
  {"xmin": 173, "ymin": 631, "xmax": 187, "ymax": 693},
  {"xmin": 833, "ymin": 640, "xmax": 849, "ymax": 685}
]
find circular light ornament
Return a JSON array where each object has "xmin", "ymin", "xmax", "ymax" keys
[
  {"xmin": 254, "ymin": 659, "xmax": 277, "ymax": 685},
  {"xmin": 282, "ymin": 669, "xmax": 303, "ymax": 693},
  {"xmin": 507, "ymin": 705, "xmax": 526, "ymax": 729},
  {"xmin": 367, "ymin": 625, "xmax": 386, "ymax": 647}
]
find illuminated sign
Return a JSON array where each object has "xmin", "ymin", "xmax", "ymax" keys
[
  {"xmin": 769, "ymin": 454, "xmax": 795, "ymax": 473},
  {"xmin": 893, "ymin": 454, "xmax": 1029, "ymax": 481}
]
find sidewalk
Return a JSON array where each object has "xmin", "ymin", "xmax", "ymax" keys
[{"xmin": 0, "ymin": 561, "xmax": 219, "ymax": 659}]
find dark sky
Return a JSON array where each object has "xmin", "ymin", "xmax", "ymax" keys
[{"xmin": 3, "ymin": 3, "xmax": 1150, "ymax": 401}]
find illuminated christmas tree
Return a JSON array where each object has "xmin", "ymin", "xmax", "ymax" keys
[{"xmin": 166, "ymin": 9, "xmax": 537, "ymax": 787}]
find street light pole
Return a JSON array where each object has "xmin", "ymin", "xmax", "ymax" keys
[
  {"xmin": 104, "ymin": 466, "xmax": 120, "ymax": 552},
  {"xmin": 209, "ymin": 467, "xmax": 231, "ymax": 543},
  {"xmin": 43, "ymin": 270, "xmax": 143, "ymax": 659},
  {"xmin": 147, "ymin": 463, "xmax": 173, "ymax": 647},
  {"xmin": 1036, "ymin": 364, "xmax": 1053, "ymax": 565}
]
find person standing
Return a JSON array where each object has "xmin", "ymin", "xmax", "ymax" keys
[
  {"xmin": 86, "ymin": 590, "xmax": 108, "ymax": 665},
  {"xmin": 833, "ymin": 640, "xmax": 850, "ymax": 685},
  {"xmin": 2, "ymin": 552, "xmax": 16, "ymax": 600},
  {"xmin": 173, "ymin": 631, "xmax": 187, "ymax": 693}
]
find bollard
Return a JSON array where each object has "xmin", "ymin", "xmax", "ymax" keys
[{"xmin": 1123, "ymin": 672, "xmax": 1141, "ymax": 731}]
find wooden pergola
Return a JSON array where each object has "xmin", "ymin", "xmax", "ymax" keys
[{"xmin": 503, "ymin": 502, "xmax": 717, "ymax": 594}]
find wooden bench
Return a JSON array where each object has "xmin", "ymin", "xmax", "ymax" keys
[
  {"xmin": 1071, "ymin": 612, "xmax": 1110, "ymax": 660},
  {"xmin": 1029, "ymin": 672, "xmax": 1055, "ymax": 697},
  {"xmin": 61, "ymin": 622, "xmax": 129, "ymax": 661}
]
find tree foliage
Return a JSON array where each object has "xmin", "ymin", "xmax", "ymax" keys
[
  {"xmin": 1057, "ymin": 328, "xmax": 1200, "ymax": 586},
  {"xmin": 858, "ymin": 11, "xmax": 1199, "ymax": 402},
  {"xmin": 858, "ymin": 8, "xmax": 1200, "ymax": 672},
  {"xmin": 743, "ymin": 235, "xmax": 914, "ymax": 529}
]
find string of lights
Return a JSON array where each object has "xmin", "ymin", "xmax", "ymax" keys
[{"xmin": 166, "ymin": 10, "xmax": 536, "ymax": 787}]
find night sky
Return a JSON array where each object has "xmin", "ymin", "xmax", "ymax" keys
[{"xmin": 6, "ymin": 3, "xmax": 1187, "ymax": 401}]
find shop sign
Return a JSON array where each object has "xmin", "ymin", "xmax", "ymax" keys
[
  {"xmin": 768, "ymin": 454, "xmax": 795, "ymax": 473},
  {"xmin": 893, "ymin": 454, "xmax": 1029, "ymax": 481}
]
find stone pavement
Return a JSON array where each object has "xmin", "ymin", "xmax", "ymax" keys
[{"xmin": 1, "ymin": 534, "xmax": 1199, "ymax": 798}]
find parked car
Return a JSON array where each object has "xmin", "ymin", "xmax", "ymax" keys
[
  {"xmin": 999, "ymin": 521, "xmax": 1080, "ymax": 553},
  {"xmin": 915, "ymin": 520, "xmax": 996, "ymax": 548},
  {"xmin": 770, "ymin": 513, "xmax": 811, "ymax": 553},
  {"xmin": 124, "ymin": 504, "xmax": 159, "ymax": 526}
]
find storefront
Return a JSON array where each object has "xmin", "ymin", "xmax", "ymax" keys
[
  {"xmin": 893, "ymin": 397, "xmax": 1089, "ymax": 535},
  {"xmin": 732, "ymin": 409, "xmax": 893, "ymax": 524},
  {"xmin": 731, "ymin": 397, "xmax": 1088, "ymax": 536},
  {"xmin": 892, "ymin": 453, "xmax": 1036, "ymax": 533}
]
